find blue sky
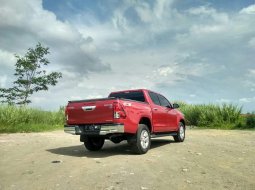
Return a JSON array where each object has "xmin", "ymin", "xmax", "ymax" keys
[{"xmin": 0, "ymin": 0, "xmax": 255, "ymax": 112}]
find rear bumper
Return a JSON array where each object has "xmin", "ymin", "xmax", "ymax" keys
[{"xmin": 64, "ymin": 123, "xmax": 124, "ymax": 135}]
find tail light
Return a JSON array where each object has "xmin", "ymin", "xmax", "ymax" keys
[
  {"xmin": 65, "ymin": 106, "xmax": 68, "ymax": 121},
  {"xmin": 113, "ymin": 102, "xmax": 126, "ymax": 119}
]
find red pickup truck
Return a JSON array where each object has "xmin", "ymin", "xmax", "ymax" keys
[{"xmin": 64, "ymin": 89, "xmax": 185, "ymax": 154}]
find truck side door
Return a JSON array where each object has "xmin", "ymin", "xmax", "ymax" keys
[
  {"xmin": 157, "ymin": 94, "xmax": 178, "ymax": 131},
  {"xmin": 148, "ymin": 92, "xmax": 169, "ymax": 132}
]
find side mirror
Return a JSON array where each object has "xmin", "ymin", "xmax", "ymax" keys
[{"xmin": 173, "ymin": 103, "xmax": 179, "ymax": 109}]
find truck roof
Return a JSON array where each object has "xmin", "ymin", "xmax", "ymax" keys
[
  {"xmin": 110, "ymin": 89, "xmax": 169, "ymax": 102},
  {"xmin": 110, "ymin": 89, "xmax": 148, "ymax": 94},
  {"xmin": 110, "ymin": 89, "xmax": 163, "ymax": 96}
]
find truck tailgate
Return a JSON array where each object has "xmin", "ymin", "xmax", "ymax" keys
[{"xmin": 66, "ymin": 98, "xmax": 115, "ymax": 124}]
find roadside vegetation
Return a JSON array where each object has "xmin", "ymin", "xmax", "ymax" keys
[
  {"xmin": 178, "ymin": 102, "xmax": 255, "ymax": 129},
  {"xmin": 0, "ymin": 105, "xmax": 64, "ymax": 133},
  {"xmin": 0, "ymin": 103, "xmax": 254, "ymax": 133}
]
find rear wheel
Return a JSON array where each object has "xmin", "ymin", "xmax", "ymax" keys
[
  {"xmin": 173, "ymin": 122, "xmax": 185, "ymax": 142},
  {"xmin": 84, "ymin": 136, "xmax": 105, "ymax": 151},
  {"xmin": 131, "ymin": 124, "xmax": 151, "ymax": 154}
]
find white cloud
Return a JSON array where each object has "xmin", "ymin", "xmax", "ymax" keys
[
  {"xmin": 70, "ymin": 96, "xmax": 82, "ymax": 100},
  {"xmin": 0, "ymin": 0, "xmax": 110, "ymax": 75},
  {"xmin": 31, "ymin": 96, "xmax": 47, "ymax": 104},
  {"xmin": 187, "ymin": 6, "xmax": 229, "ymax": 23},
  {"xmin": 188, "ymin": 6, "xmax": 216, "ymax": 15},
  {"xmin": 135, "ymin": 2, "xmax": 153, "ymax": 23},
  {"xmin": 153, "ymin": 0, "xmax": 173, "ymax": 19},
  {"xmin": 0, "ymin": 50, "xmax": 16, "ymax": 68},
  {"xmin": 112, "ymin": 10, "xmax": 129, "ymax": 31},
  {"xmin": 190, "ymin": 24, "xmax": 226, "ymax": 35},
  {"xmin": 158, "ymin": 67, "xmax": 174, "ymax": 77},
  {"xmin": 216, "ymin": 98, "xmax": 231, "ymax": 103},
  {"xmin": 85, "ymin": 94, "xmax": 103, "ymax": 99},
  {"xmin": 239, "ymin": 97, "xmax": 255, "ymax": 103},
  {"xmin": 240, "ymin": 4, "xmax": 255, "ymax": 14},
  {"xmin": 249, "ymin": 69, "xmax": 255, "ymax": 75}
]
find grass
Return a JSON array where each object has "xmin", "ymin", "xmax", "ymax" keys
[
  {"xmin": 178, "ymin": 102, "xmax": 254, "ymax": 129},
  {"xmin": 0, "ymin": 105, "xmax": 65, "ymax": 133},
  {"xmin": 242, "ymin": 113, "xmax": 255, "ymax": 129},
  {"xmin": 0, "ymin": 103, "xmax": 254, "ymax": 133}
]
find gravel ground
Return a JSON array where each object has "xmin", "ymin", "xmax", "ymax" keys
[{"xmin": 0, "ymin": 129, "xmax": 254, "ymax": 190}]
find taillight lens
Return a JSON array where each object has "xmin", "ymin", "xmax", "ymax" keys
[
  {"xmin": 113, "ymin": 102, "xmax": 126, "ymax": 119},
  {"xmin": 65, "ymin": 106, "xmax": 68, "ymax": 121}
]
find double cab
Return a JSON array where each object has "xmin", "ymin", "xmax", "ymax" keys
[{"xmin": 64, "ymin": 89, "xmax": 185, "ymax": 154}]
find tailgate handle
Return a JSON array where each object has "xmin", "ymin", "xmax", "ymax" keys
[{"xmin": 82, "ymin": 106, "xmax": 96, "ymax": 111}]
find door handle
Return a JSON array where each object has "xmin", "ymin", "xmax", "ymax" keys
[{"xmin": 153, "ymin": 108, "xmax": 158, "ymax": 111}]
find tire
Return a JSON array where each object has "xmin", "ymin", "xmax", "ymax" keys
[
  {"xmin": 84, "ymin": 136, "xmax": 105, "ymax": 151},
  {"xmin": 173, "ymin": 122, "xmax": 185, "ymax": 142},
  {"xmin": 131, "ymin": 124, "xmax": 151, "ymax": 154}
]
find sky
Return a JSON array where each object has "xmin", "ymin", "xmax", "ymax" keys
[{"xmin": 0, "ymin": 0, "xmax": 255, "ymax": 112}]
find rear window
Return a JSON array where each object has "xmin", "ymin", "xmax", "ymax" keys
[{"xmin": 109, "ymin": 91, "xmax": 146, "ymax": 102}]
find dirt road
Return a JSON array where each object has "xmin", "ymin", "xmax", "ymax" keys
[{"xmin": 0, "ymin": 129, "xmax": 254, "ymax": 190}]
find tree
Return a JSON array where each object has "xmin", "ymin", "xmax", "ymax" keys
[{"xmin": 0, "ymin": 43, "xmax": 62, "ymax": 105}]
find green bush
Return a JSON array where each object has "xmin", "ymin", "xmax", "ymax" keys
[
  {"xmin": 245, "ymin": 113, "xmax": 255, "ymax": 128},
  {"xmin": 0, "ymin": 105, "xmax": 65, "ymax": 133},
  {"xmin": 178, "ymin": 102, "xmax": 243, "ymax": 129}
]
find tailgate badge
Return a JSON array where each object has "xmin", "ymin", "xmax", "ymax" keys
[{"xmin": 82, "ymin": 106, "xmax": 96, "ymax": 111}]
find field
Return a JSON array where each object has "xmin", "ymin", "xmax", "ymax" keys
[
  {"xmin": 0, "ymin": 103, "xmax": 254, "ymax": 133},
  {"xmin": 0, "ymin": 129, "xmax": 254, "ymax": 190},
  {"xmin": 178, "ymin": 103, "xmax": 255, "ymax": 129},
  {"xmin": 0, "ymin": 105, "xmax": 64, "ymax": 133}
]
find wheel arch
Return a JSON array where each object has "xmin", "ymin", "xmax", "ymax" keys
[
  {"xmin": 179, "ymin": 119, "xmax": 186, "ymax": 128},
  {"xmin": 139, "ymin": 117, "xmax": 152, "ymax": 132}
]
